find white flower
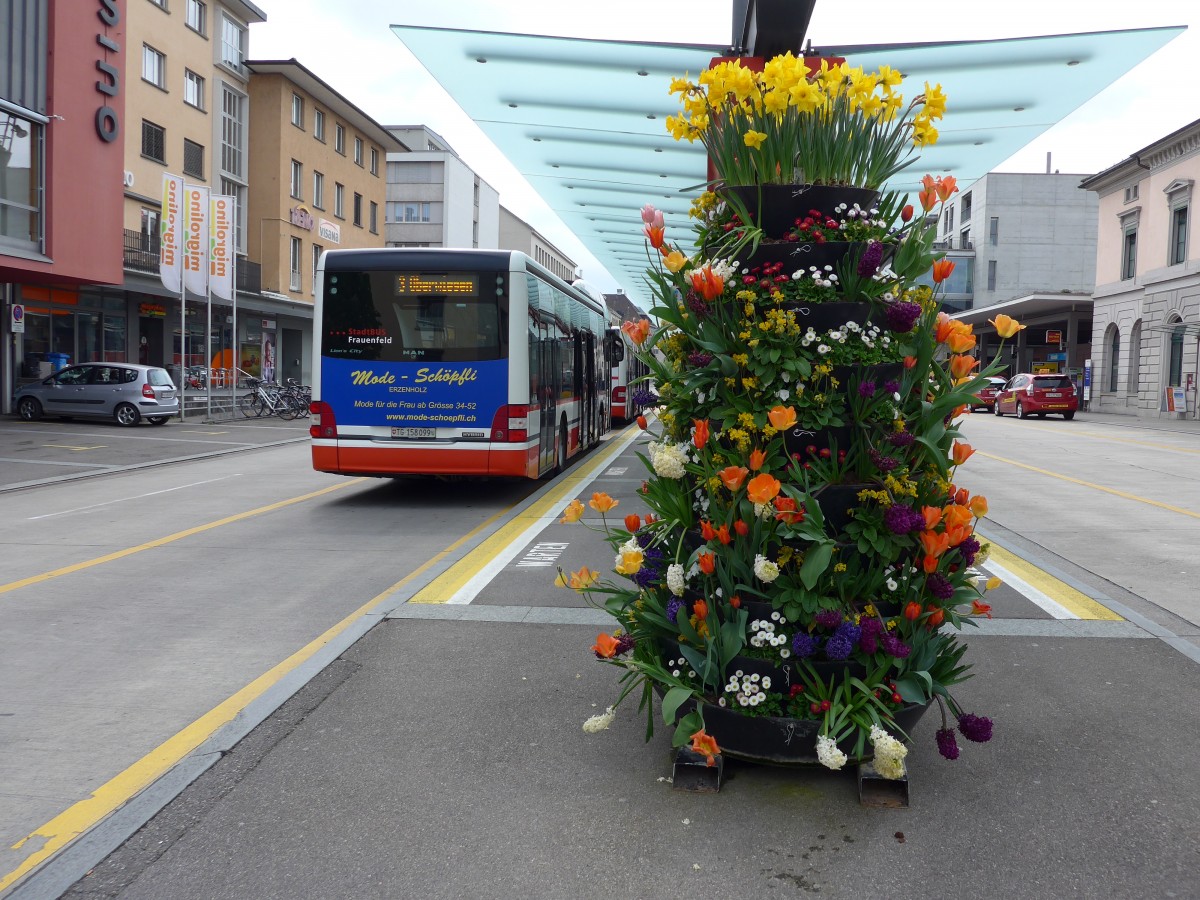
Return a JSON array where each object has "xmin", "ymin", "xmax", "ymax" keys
[
  {"xmin": 780, "ymin": 648, "xmax": 791, "ymax": 658},
  {"xmin": 817, "ymin": 344, "xmax": 831, "ymax": 355},
  {"xmin": 886, "ymin": 578, "xmax": 899, "ymax": 592},
  {"xmin": 754, "ymin": 555, "xmax": 780, "ymax": 583},
  {"xmin": 777, "ymin": 389, "xmax": 790, "ymax": 401},
  {"xmin": 762, "ymin": 676, "xmax": 772, "ymax": 690},
  {"xmin": 650, "ymin": 442, "xmax": 688, "ymax": 479},
  {"xmin": 666, "ymin": 563, "xmax": 686, "ymax": 596},
  {"xmin": 582, "ymin": 706, "xmax": 616, "ymax": 733},
  {"xmin": 816, "ymin": 735, "xmax": 848, "ymax": 771},
  {"xmin": 869, "ymin": 725, "xmax": 910, "ymax": 780}
]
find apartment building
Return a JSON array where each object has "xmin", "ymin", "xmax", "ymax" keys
[
  {"xmin": 384, "ymin": 125, "xmax": 499, "ymax": 249},
  {"xmin": 498, "ymin": 207, "xmax": 579, "ymax": 284},
  {"xmin": 245, "ymin": 59, "xmax": 402, "ymax": 384},
  {"xmin": 1081, "ymin": 119, "xmax": 1199, "ymax": 419}
]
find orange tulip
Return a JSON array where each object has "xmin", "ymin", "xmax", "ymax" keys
[
  {"xmin": 945, "ymin": 523, "xmax": 972, "ymax": 547},
  {"xmin": 969, "ymin": 495, "xmax": 989, "ymax": 518},
  {"xmin": 621, "ymin": 319, "xmax": 651, "ymax": 346},
  {"xmin": 689, "ymin": 266, "xmax": 724, "ymax": 300},
  {"xmin": 926, "ymin": 607, "xmax": 946, "ymax": 627},
  {"xmin": 557, "ymin": 566, "xmax": 598, "ymax": 590},
  {"xmin": 918, "ymin": 188, "xmax": 937, "ymax": 212},
  {"xmin": 698, "ymin": 552, "xmax": 716, "ymax": 575},
  {"xmin": 951, "ymin": 441, "xmax": 974, "ymax": 466},
  {"xmin": 904, "ymin": 355, "xmax": 918, "ymax": 369},
  {"xmin": 767, "ymin": 405, "xmax": 797, "ymax": 430},
  {"xmin": 943, "ymin": 504, "xmax": 973, "ymax": 530},
  {"xmin": 692, "ymin": 418, "xmax": 710, "ymax": 449},
  {"xmin": 643, "ymin": 224, "xmax": 665, "ymax": 248},
  {"xmin": 920, "ymin": 530, "xmax": 951, "ymax": 558},
  {"xmin": 921, "ymin": 506, "xmax": 943, "ymax": 530},
  {"xmin": 932, "ymin": 258, "xmax": 956, "ymax": 284},
  {"xmin": 746, "ymin": 473, "xmax": 782, "ymax": 504},
  {"xmin": 692, "ymin": 599, "xmax": 709, "ymax": 620},
  {"xmin": 749, "ymin": 448, "xmax": 766, "ymax": 471},
  {"xmin": 690, "ymin": 728, "xmax": 721, "ymax": 767},
  {"xmin": 561, "ymin": 499, "xmax": 585, "ymax": 523},
  {"xmin": 971, "ymin": 599, "xmax": 993, "ymax": 618},
  {"xmin": 700, "ymin": 519, "xmax": 717, "ymax": 541},
  {"xmin": 589, "ymin": 492, "xmax": 619, "ymax": 513},
  {"xmin": 593, "ymin": 633, "xmax": 620, "ymax": 658},
  {"xmin": 774, "ymin": 496, "xmax": 804, "ymax": 524},
  {"xmin": 733, "ymin": 519, "xmax": 749, "ymax": 536},
  {"xmin": 946, "ymin": 331, "xmax": 977, "ymax": 354},
  {"xmin": 719, "ymin": 466, "xmax": 749, "ymax": 491},
  {"xmin": 636, "ymin": 414, "xmax": 648, "ymax": 430},
  {"xmin": 949, "ymin": 354, "xmax": 979, "ymax": 379},
  {"xmin": 716, "ymin": 524, "xmax": 732, "ymax": 545},
  {"xmin": 989, "ymin": 314, "xmax": 1026, "ymax": 339},
  {"xmin": 935, "ymin": 175, "xmax": 958, "ymax": 202},
  {"xmin": 904, "ymin": 601, "xmax": 922, "ymax": 621},
  {"xmin": 624, "ymin": 514, "xmax": 642, "ymax": 533},
  {"xmin": 901, "ymin": 204, "xmax": 914, "ymax": 222},
  {"xmin": 954, "ymin": 488, "xmax": 970, "ymax": 506},
  {"xmin": 730, "ymin": 595, "xmax": 742, "ymax": 609},
  {"xmin": 922, "ymin": 554, "xmax": 940, "ymax": 574}
]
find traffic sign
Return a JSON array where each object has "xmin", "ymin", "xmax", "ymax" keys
[{"xmin": 10, "ymin": 303, "xmax": 24, "ymax": 334}]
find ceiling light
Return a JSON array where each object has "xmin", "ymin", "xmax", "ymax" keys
[
  {"xmin": 1066, "ymin": 60, "xmax": 1080, "ymax": 66},
  {"xmin": 475, "ymin": 58, "xmax": 487, "ymax": 63},
  {"xmin": 1013, "ymin": 106, "xmax": 1025, "ymax": 112}
]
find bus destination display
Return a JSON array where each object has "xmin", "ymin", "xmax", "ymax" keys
[{"xmin": 394, "ymin": 273, "xmax": 477, "ymax": 296}]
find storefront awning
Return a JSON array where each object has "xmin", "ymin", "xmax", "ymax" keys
[{"xmin": 391, "ymin": 23, "xmax": 1184, "ymax": 309}]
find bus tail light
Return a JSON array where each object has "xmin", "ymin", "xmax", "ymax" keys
[
  {"xmin": 490, "ymin": 404, "xmax": 528, "ymax": 442},
  {"xmin": 310, "ymin": 401, "xmax": 337, "ymax": 438},
  {"xmin": 613, "ymin": 386, "xmax": 626, "ymax": 405}
]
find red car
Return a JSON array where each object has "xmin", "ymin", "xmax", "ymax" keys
[
  {"xmin": 994, "ymin": 373, "xmax": 1078, "ymax": 420},
  {"xmin": 971, "ymin": 376, "xmax": 1007, "ymax": 412}
]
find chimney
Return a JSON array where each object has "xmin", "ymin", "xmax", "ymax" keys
[{"xmin": 1046, "ymin": 152, "xmax": 1052, "ymax": 174}]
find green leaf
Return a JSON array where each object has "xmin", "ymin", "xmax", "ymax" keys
[
  {"xmin": 798, "ymin": 541, "xmax": 834, "ymax": 590},
  {"xmin": 672, "ymin": 709, "xmax": 705, "ymax": 748},
  {"xmin": 661, "ymin": 685, "xmax": 692, "ymax": 726}
]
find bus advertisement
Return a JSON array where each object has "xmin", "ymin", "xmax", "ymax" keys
[{"xmin": 310, "ymin": 248, "xmax": 612, "ymax": 479}]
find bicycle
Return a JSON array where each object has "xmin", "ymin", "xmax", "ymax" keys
[{"xmin": 239, "ymin": 379, "xmax": 303, "ymax": 418}]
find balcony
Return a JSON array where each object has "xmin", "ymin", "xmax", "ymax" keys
[
  {"xmin": 123, "ymin": 229, "xmax": 261, "ymax": 294},
  {"xmin": 933, "ymin": 237, "xmax": 975, "ymax": 251}
]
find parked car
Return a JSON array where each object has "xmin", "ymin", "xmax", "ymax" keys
[
  {"xmin": 993, "ymin": 373, "xmax": 1078, "ymax": 420},
  {"xmin": 971, "ymin": 376, "xmax": 1007, "ymax": 412},
  {"xmin": 14, "ymin": 363, "xmax": 179, "ymax": 426}
]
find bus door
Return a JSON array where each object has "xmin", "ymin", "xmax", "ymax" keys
[
  {"xmin": 537, "ymin": 336, "xmax": 557, "ymax": 473},
  {"xmin": 584, "ymin": 331, "xmax": 598, "ymax": 445}
]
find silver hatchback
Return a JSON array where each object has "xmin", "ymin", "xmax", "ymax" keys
[{"xmin": 14, "ymin": 363, "xmax": 179, "ymax": 426}]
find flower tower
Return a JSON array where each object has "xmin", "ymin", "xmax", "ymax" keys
[{"xmin": 561, "ymin": 52, "xmax": 1024, "ymax": 778}]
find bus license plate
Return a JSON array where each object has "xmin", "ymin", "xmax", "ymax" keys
[{"xmin": 391, "ymin": 427, "xmax": 436, "ymax": 439}]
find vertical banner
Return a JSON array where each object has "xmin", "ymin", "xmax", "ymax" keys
[
  {"xmin": 209, "ymin": 195, "xmax": 235, "ymax": 301},
  {"xmin": 183, "ymin": 185, "xmax": 210, "ymax": 296},
  {"xmin": 160, "ymin": 174, "xmax": 184, "ymax": 293}
]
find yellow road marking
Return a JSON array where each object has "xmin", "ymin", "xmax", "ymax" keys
[
  {"xmin": 0, "ymin": 499, "xmax": 512, "ymax": 893},
  {"xmin": 410, "ymin": 425, "xmax": 642, "ymax": 603},
  {"xmin": 985, "ymin": 543, "xmax": 1123, "ymax": 621},
  {"xmin": 41, "ymin": 444, "xmax": 106, "ymax": 451},
  {"xmin": 1000, "ymin": 421, "xmax": 1200, "ymax": 455},
  {"xmin": 0, "ymin": 479, "xmax": 366, "ymax": 598},
  {"xmin": 976, "ymin": 451, "xmax": 1200, "ymax": 520}
]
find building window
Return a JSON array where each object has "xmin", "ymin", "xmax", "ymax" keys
[
  {"xmin": 1121, "ymin": 226, "xmax": 1137, "ymax": 280},
  {"xmin": 370, "ymin": 147, "xmax": 378, "ymax": 176},
  {"xmin": 314, "ymin": 109, "xmax": 325, "ymax": 142},
  {"xmin": 943, "ymin": 206, "xmax": 954, "ymax": 235},
  {"xmin": 0, "ymin": 111, "xmax": 43, "ymax": 253},
  {"xmin": 184, "ymin": 70, "xmax": 205, "ymax": 110},
  {"xmin": 1108, "ymin": 327, "xmax": 1120, "ymax": 392},
  {"xmin": 334, "ymin": 123, "xmax": 345, "ymax": 155},
  {"xmin": 353, "ymin": 192, "xmax": 363, "ymax": 226},
  {"xmin": 220, "ymin": 14, "xmax": 246, "ymax": 72},
  {"xmin": 1168, "ymin": 323, "xmax": 1185, "ymax": 387},
  {"xmin": 960, "ymin": 228, "xmax": 971, "ymax": 250},
  {"xmin": 220, "ymin": 86, "xmax": 245, "ymax": 178},
  {"xmin": 1124, "ymin": 184, "xmax": 1139, "ymax": 203},
  {"xmin": 369, "ymin": 201, "xmax": 378, "ymax": 233},
  {"xmin": 960, "ymin": 191, "xmax": 972, "ymax": 222},
  {"xmin": 354, "ymin": 137, "xmax": 364, "ymax": 166},
  {"xmin": 142, "ymin": 45, "xmax": 166, "ymax": 89},
  {"xmin": 334, "ymin": 183, "xmax": 344, "ymax": 218},
  {"xmin": 1128, "ymin": 320, "xmax": 1142, "ymax": 395},
  {"xmin": 989, "ymin": 216, "xmax": 999, "ymax": 246},
  {"xmin": 1170, "ymin": 205, "xmax": 1188, "ymax": 266},
  {"xmin": 401, "ymin": 202, "xmax": 431, "ymax": 223},
  {"xmin": 141, "ymin": 120, "xmax": 166, "ymax": 163},
  {"xmin": 289, "ymin": 160, "xmax": 302, "ymax": 199},
  {"xmin": 312, "ymin": 171, "xmax": 324, "ymax": 209},
  {"xmin": 312, "ymin": 243, "xmax": 323, "ymax": 295},
  {"xmin": 986, "ymin": 259, "xmax": 996, "ymax": 292},
  {"xmin": 291, "ymin": 94, "xmax": 305, "ymax": 129},
  {"xmin": 185, "ymin": 0, "xmax": 206, "ymax": 35},
  {"xmin": 183, "ymin": 139, "xmax": 204, "ymax": 179},
  {"xmin": 289, "ymin": 237, "xmax": 302, "ymax": 292}
]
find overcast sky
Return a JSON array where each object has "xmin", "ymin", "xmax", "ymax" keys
[{"xmin": 249, "ymin": 1, "xmax": 1195, "ymax": 297}]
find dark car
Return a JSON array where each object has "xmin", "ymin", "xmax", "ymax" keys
[
  {"xmin": 14, "ymin": 363, "xmax": 179, "ymax": 426},
  {"xmin": 971, "ymin": 376, "xmax": 1007, "ymax": 412},
  {"xmin": 994, "ymin": 373, "xmax": 1078, "ymax": 420}
]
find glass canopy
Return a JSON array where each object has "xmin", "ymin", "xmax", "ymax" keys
[{"xmin": 391, "ymin": 23, "xmax": 1183, "ymax": 309}]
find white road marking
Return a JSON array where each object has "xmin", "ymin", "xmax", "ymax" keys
[{"xmin": 26, "ymin": 475, "xmax": 243, "ymax": 520}]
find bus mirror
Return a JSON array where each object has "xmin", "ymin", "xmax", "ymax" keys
[
  {"xmin": 611, "ymin": 341, "xmax": 625, "ymax": 362},
  {"xmin": 605, "ymin": 329, "xmax": 625, "ymax": 362}
]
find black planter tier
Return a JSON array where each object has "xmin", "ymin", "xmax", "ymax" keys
[
  {"xmin": 724, "ymin": 184, "xmax": 883, "ymax": 240},
  {"xmin": 685, "ymin": 698, "xmax": 930, "ymax": 767},
  {"xmin": 813, "ymin": 482, "xmax": 876, "ymax": 535},
  {"xmin": 831, "ymin": 362, "xmax": 907, "ymax": 393},
  {"xmin": 741, "ymin": 239, "xmax": 862, "ymax": 273},
  {"xmin": 782, "ymin": 423, "xmax": 855, "ymax": 463}
]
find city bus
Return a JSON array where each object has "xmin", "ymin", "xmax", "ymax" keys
[
  {"xmin": 573, "ymin": 281, "xmax": 650, "ymax": 425},
  {"xmin": 310, "ymin": 248, "xmax": 614, "ymax": 479}
]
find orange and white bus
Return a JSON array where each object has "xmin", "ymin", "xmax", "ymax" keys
[{"xmin": 310, "ymin": 248, "xmax": 613, "ymax": 479}]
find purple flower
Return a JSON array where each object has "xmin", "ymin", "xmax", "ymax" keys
[
  {"xmin": 887, "ymin": 431, "xmax": 916, "ymax": 448},
  {"xmin": 791, "ymin": 632, "xmax": 817, "ymax": 658},
  {"xmin": 814, "ymin": 609, "xmax": 842, "ymax": 630},
  {"xmin": 869, "ymin": 448, "xmax": 899, "ymax": 472},
  {"xmin": 881, "ymin": 633, "xmax": 911, "ymax": 659},
  {"xmin": 665, "ymin": 598, "xmax": 683, "ymax": 625},
  {"xmin": 824, "ymin": 633, "xmax": 852, "ymax": 660},
  {"xmin": 857, "ymin": 380, "xmax": 877, "ymax": 398},
  {"xmin": 860, "ymin": 617, "xmax": 885, "ymax": 637},
  {"xmin": 859, "ymin": 632, "xmax": 878, "ymax": 655},
  {"xmin": 959, "ymin": 536, "xmax": 980, "ymax": 567},
  {"xmin": 835, "ymin": 622, "xmax": 861, "ymax": 645},
  {"xmin": 631, "ymin": 388, "xmax": 659, "ymax": 406},
  {"xmin": 883, "ymin": 379, "xmax": 901, "ymax": 394},
  {"xmin": 958, "ymin": 713, "xmax": 994, "ymax": 743},
  {"xmin": 685, "ymin": 290, "xmax": 710, "ymax": 319},
  {"xmin": 615, "ymin": 633, "xmax": 635, "ymax": 655},
  {"xmin": 936, "ymin": 727, "xmax": 961, "ymax": 760},
  {"xmin": 883, "ymin": 503, "xmax": 924, "ymax": 535},
  {"xmin": 857, "ymin": 240, "xmax": 884, "ymax": 277},
  {"xmin": 926, "ymin": 572, "xmax": 955, "ymax": 600},
  {"xmin": 885, "ymin": 300, "xmax": 923, "ymax": 333},
  {"xmin": 687, "ymin": 351, "xmax": 715, "ymax": 367}
]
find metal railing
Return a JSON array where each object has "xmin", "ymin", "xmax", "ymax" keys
[{"xmin": 122, "ymin": 229, "xmax": 262, "ymax": 293}]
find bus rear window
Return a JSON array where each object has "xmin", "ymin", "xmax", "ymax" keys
[{"xmin": 321, "ymin": 270, "xmax": 506, "ymax": 363}]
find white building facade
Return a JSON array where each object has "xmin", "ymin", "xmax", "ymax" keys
[{"xmin": 1081, "ymin": 120, "xmax": 1199, "ymax": 419}]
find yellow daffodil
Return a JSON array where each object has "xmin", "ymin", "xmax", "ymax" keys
[{"xmin": 743, "ymin": 129, "xmax": 768, "ymax": 149}]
